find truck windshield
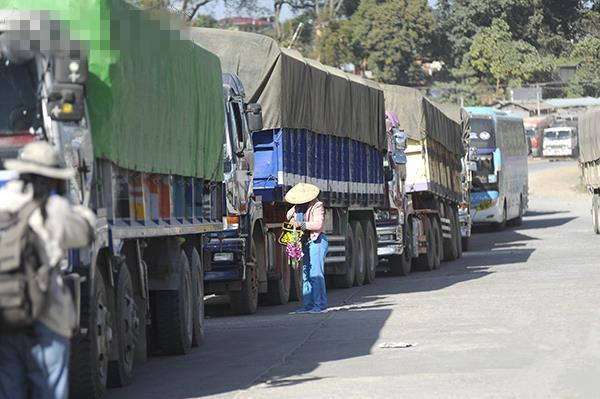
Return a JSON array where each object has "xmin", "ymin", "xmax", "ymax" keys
[
  {"xmin": 469, "ymin": 118, "xmax": 495, "ymax": 149},
  {"xmin": 544, "ymin": 130, "xmax": 571, "ymax": 141},
  {"xmin": 0, "ymin": 60, "xmax": 40, "ymax": 135}
]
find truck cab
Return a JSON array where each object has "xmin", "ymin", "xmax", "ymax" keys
[{"xmin": 542, "ymin": 127, "xmax": 577, "ymax": 158}]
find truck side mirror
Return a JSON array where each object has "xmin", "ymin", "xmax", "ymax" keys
[{"xmin": 246, "ymin": 103, "xmax": 263, "ymax": 133}]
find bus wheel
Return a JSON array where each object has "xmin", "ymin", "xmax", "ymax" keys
[
  {"xmin": 495, "ymin": 202, "xmax": 507, "ymax": 231},
  {"xmin": 512, "ymin": 196, "xmax": 524, "ymax": 227}
]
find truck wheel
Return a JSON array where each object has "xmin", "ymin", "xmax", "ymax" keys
[
  {"xmin": 70, "ymin": 266, "xmax": 111, "ymax": 399},
  {"xmin": 334, "ymin": 223, "xmax": 355, "ymax": 288},
  {"xmin": 443, "ymin": 205, "xmax": 459, "ymax": 261},
  {"xmin": 362, "ymin": 221, "xmax": 377, "ymax": 284},
  {"xmin": 454, "ymin": 209, "xmax": 463, "ymax": 259},
  {"xmin": 184, "ymin": 247, "xmax": 204, "ymax": 347},
  {"xmin": 266, "ymin": 249, "xmax": 291, "ymax": 305},
  {"xmin": 415, "ymin": 218, "xmax": 435, "ymax": 272},
  {"xmin": 461, "ymin": 236, "xmax": 470, "ymax": 252},
  {"xmin": 108, "ymin": 265, "xmax": 138, "ymax": 388},
  {"xmin": 155, "ymin": 251, "xmax": 193, "ymax": 355},
  {"xmin": 389, "ymin": 217, "xmax": 412, "ymax": 276},
  {"xmin": 352, "ymin": 221, "xmax": 366, "ymax": 287},
  {"xmin": 431, "ymin": 216, "xmax": 443, "ymax": 269},
  {"xmin": 230, "ymin": 242, "xmax": 259, "ymax": 314},
  {"xmin": 593, "ymin": 195, "xmax": 600, "ymax": 234},
  {"xmin": 289, "ymin": 258, "xmax": 304, "ymax": 302}
]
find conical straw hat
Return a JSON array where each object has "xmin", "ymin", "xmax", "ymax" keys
[{"xmin": 284, "ymin": 183, "xmax": 320, "ymax": 204}]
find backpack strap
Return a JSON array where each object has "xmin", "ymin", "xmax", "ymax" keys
[{"xmin": 0, "ymin": 201, "xmax": 40, "ymax": 273}]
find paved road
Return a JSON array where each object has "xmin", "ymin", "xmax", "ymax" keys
[{"xmin": 108, "ymin": 161, "xmax": 600, "ymax": 398}]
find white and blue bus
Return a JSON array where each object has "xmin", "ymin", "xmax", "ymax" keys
[{"xmin": 465, "ymin": 107, "xmax": 529, "ymax": 228}]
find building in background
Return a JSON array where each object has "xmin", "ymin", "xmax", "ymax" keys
[{"xmin": 219, "ymin": 17, "xmax": 274, "ymax": 34}]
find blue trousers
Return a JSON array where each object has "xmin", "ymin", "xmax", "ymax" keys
[
  {"xmin": 302, "ymin": 234, "xmax": 329, "ymax": 311},
  {"xmin": 0, "ymin": 323, "xmax": 70, "ymax": 399}
]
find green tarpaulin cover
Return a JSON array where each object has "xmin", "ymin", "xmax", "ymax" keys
[
  {"xmin": 189, "ymin": 28, "xmax": 387, "ymax": 152},
  {"xmin": 0, "ymin": 0, "xmax": 225, "ymax": 180},
  {"xmin": 381, "ymin": 84, "xmax": 464, "ymax": 156}
]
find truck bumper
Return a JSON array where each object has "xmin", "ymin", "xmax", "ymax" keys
[
  {"xmin": 376, "ymin": 224, "xmax": 404, "ymax": 257},
  {"xmin": 203, "ymin": 231, "xmax": 246, "ymax": 288}
]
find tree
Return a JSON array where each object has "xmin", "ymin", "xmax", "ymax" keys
[
  {"xmin": 470, "ymin": 19, "xmax": 554, "ymax": 94},
  {"xmin": 351, "ymin": 0, "xmax": 435, "ymax": 84},
  {"xmin": 566, "ymin": 37, "xmax": 600, "ymax": 96},
  {"xmin": 134, "ymin": 0, "xmax": 260, "ymax": 22},
  {"xmin": 314, "ymin": 18, "xmax": 356, "ymax": 66}
]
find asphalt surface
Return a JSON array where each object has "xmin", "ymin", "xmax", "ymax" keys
[{"xmin": 107, "ymin": 160, "xmax": 599, "ymax": 399}]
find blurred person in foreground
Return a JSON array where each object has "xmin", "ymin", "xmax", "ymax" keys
[
  {"xmin": 0, "ymin": 141, "xmax": 95, "ymax": 399},
  {"xmin": 286, "ymin": 183, "xmax": 329, "ymax": 313}
]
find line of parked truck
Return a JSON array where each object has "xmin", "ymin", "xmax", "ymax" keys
[
  {"xmin": 0, "ymin": 1, "xmax": 530, "ymax": 397},
  {"xmin": 524, "ymin": 115, "xmax": 579, "ymax": 159}
]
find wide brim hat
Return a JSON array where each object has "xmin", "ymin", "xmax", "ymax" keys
[
  {"xmin": 4, "ymin": 141, "xmax": 75, "ymax": 180},
  {"xmin": 284, "ymin": 183, "xmax": 320, "ymax": 205}
]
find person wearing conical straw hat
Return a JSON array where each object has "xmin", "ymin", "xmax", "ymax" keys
[{"xmin": 285, "ymin": 183, "xmax": 329, "ymax": 313}]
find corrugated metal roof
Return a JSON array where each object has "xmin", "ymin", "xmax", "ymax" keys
[{"xmin": 545, "ymin": 97, "xmax": 600, "ymax": 108}]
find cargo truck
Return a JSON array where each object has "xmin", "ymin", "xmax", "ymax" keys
[
  {"xmin": 190, "ymin": 29, "xmax": 387, "ymax": 314},
  {"xmin": 0, "ymin": 3, "xmax": 260, "ymax": 398},
  {"xmin": 376, "ymin": 85, "xmax": 465, "ymax": 275},
  {"xmin": 578, "ymin": 108, "xmax": 600, "ymax": 234}
]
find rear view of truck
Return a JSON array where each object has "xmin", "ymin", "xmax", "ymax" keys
[
  {"xmin": 380, "ymin": 85, "xmax": 465, "ymax": 273},
  {"xmin": 579, "ymin": 108, "xmax": 600, "ymax": 233},
  {"xmin": 191, "ymin": 29, "xmax": 387, "ymax": 312}
]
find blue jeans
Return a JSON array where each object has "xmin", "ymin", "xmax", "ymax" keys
[
  {"xmin": 302, "ymin": 234, "xmax": 329, "ymax": 311},
  {"xmin": 0, "ymin": 323, "xmax": 70, "ymax": 399}
]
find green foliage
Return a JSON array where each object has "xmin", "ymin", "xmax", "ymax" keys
[
  {"xmin": 193, "ymin": 14, "xmax": 217, "ymax": 27},
  {"xmin": 469, "ymin": 19, "xmax": 554, "ymax": 91},
  {"xmin": 314, "ymin": 19, "xmax": 356, "ymax": 66},
  {"xmin": 351, "ymin": 0, "xmax": 434, "ymax": 84},
  {"xmin": 566, "ymin": 37, "xmax": 600, "ymax": 97}
]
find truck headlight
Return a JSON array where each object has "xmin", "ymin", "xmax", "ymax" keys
[{"xmin": 213, "ymin": 252, "xmax": 234, "ymax": 262}]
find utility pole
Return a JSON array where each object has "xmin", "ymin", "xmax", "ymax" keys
[{"xmin": 536, "ymin": 84, "xmax": 541, "ymax": 116}]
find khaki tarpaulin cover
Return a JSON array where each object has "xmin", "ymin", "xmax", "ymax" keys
[
  {"xmin": 189, "ymin": 28, "xmax": 387, "ymax": 152},
  {"xmin": 579, "ymin": 108, "xmax": 600, "ymax": 164},
  {"xmin": 0, "ymin": 0, "xmax": 225, "ymax": 181},
  {"xmin": 381, "ymin": 84, "xmax": 464, "ymax": 156}
]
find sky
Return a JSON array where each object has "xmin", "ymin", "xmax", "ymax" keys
[{"xmin": 208, "ymin": 0, "xmax": 437, "ymax": 20}]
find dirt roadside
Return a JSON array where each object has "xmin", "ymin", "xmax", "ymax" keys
[{"xmin": 528, "ymin": 159, "xmax": 587, "ymax": 200}]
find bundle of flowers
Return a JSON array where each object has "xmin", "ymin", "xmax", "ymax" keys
[{"xmin": 286, "ymin": 229, "xmax": 304, "ymax": 268}]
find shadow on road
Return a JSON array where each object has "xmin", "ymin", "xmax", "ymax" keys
[{"xmin": 106, "ymin": 211, "xmax": 573, "ymax": 399}]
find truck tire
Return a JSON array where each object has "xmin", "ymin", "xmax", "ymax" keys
[
  {"xmin": 289, "ymin": 258, "xmax": 303, "ymax": 302},
  {"xmin": 70, "ymin": 267, "xmax": 111, "ymax": 399},
  {"xmin": 184, "ymin": 247, "xmax": 204, "ymax": 347},
  {"xmin": 108, "ymin": 265, "xmax": 138, "ymax": 388},
  {"xmin": 431, "ymin": 216, "xmax": 443, "ymax": 269},
  {"xmin": 334, "ymin": 223, "xmax": 355, "ymax": 288},
  {"xmin": 230, "ymin": 242, "xmax": 259, "ymax": 314},
  {"xmin": 266, "ymin": 249, "xmax": 291, "ymax": 305},
  {"xmin": 352, "ymin": 221, "xmax": 366, "ymax": 287},
  {"xmin": 454, "ymin": 209, "xmax": 463, "ymax": 259},
  {"xmin": 155, "ymin": 251, "xmax": 193, "ymax": 355},
  {"xmin": 415, "ymin": 218, "xmax": 435, "ymax": 272},
  {"xmin": 461, "ymin": 236, "xmax": 470, "ymax": 252},
  {"xmin": 443, "ymin": 205, "xmax": 459, "ymax": 261},
  {"xmin": 594, "ymin": 195, "xmax": 600, "ymax": 235},
  {"xmin": 361, "ymin": 220, "xmax": 377, "ymax": 284},
  {"xmin": 389, "ymin": 216, "xmax": 412, "ymax": 276}
]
